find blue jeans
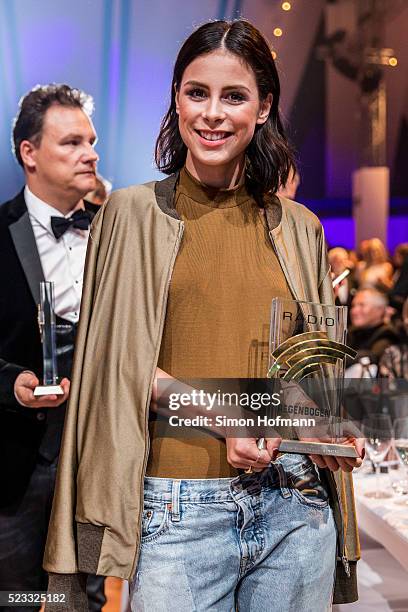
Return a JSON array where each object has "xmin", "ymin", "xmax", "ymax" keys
[{"xmin": 130, "ymin": 454, "xmax": 337, "ymax": 612}]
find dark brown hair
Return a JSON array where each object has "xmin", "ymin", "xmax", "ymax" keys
[
  {"xmin": 155, "ymin": 19, "xmax": 296, "ymax": 200},
  {"xmin": 12, "ymin": 83, "xmax": 94, "ymax": 167}
]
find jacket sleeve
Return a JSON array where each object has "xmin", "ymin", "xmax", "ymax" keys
[
  {"xmin": 46, "ymin": 573, "xmax": 88, "ymax": 612},
  {"xmin": 0, "ymin": 358, "xmax": 26, "ymax": 409},
  {"xmin": 45, "ymin": 184, "xmax": 180, "ymax": 589},
  {"xmin": 43, "ymin": 202, "xmax": 108, "ymax": 574}
]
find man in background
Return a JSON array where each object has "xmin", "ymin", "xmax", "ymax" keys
[
  {"xmin": 328, "ymin": 247, "xmax": 358, "ymax": 323},
  {"xmin": 348, "ymin": 288, "xmax": 398, "ymax": 364},
  {"xmin": 0, "ymin": 84, "xmax": 105, "ymax": 611},
  {"xmin": 86, "ymin": 174, "xmax": 111, "ymax": 206}
]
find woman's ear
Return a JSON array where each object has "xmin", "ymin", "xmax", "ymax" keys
[{"xmin": 256, "ymin": 92, "xmax": 272, "ymax": 125}]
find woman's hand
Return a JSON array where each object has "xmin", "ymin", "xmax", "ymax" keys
[
  {"xmin": 309, "ymin": 437, "xmax": 365, "ymax": 472},
  {"xmin": 226, "ymin": 437, "xmax": 280, "ymax": 472}
]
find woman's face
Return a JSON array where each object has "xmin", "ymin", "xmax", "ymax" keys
[{"xmin": 175, "ymin": 49, "xmax": 271, "ymax": 186}]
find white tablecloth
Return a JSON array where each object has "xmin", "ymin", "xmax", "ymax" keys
[{"xmin": 353, "ymin": 468, "xmax": 408, "ymax": 571}]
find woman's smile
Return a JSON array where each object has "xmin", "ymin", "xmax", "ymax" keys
[{"xmin": 195, "ymin": 129, "xmax": 233, "ymax": 146}]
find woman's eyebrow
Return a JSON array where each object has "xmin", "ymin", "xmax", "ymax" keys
[
  {"xmin": 183, "ymin": 80, "xmax": 251, "ymax": 93},
  {"xmin": 222, "ymin": 85, "xmax": 251, "ymax": 93},
  {"xmin": 183, "ymin": 80, "xmax": 208, "ymax": 88}
]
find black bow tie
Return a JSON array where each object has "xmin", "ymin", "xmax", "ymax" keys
[{"xmin": 51, "ymin": 209, "xmax": 92, "ymax": 240}]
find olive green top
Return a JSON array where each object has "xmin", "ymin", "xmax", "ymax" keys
[{"xmin": 147, "ymin": 167, "xmax": 292, "ymax": 477}]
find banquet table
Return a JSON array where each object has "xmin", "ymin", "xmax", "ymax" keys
[{"xmin": 353, "ymin": 467, "xmax": 408, "ymax": 571}]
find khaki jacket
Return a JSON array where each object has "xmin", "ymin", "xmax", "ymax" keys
[{"xmin": 44, "ymin": 175, "xmax": 360, "ymax": 606}]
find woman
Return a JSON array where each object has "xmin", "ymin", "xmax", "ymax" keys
[
  {"xmin": 45, "ymin": 20, "xmax": 363, "ymax": 612},
  {"xmin": 356, "ymin": 237, "xmax": 394, "ymax": 292}
]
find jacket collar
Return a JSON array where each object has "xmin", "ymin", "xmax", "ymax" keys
[
  {"xmin": 8, "ymin": 190, "xmax": 44, "ymax": 305},
  {"xmin": 7, "ymin": 189, "xmax": 99, "ymax": 307},
  {"xmin": 5, "ymin": 189, "xmax": 27, "ymax": 223},
  {"xmin": 154, "ymin": 174, "xmax": 179, "ymax": 220},
  {"xmin": 154, "ymin": 172, "xmax": 283, "ymax": 231}
]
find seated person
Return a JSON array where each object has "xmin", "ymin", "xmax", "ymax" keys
[
  {"xmin": 379, "ymin": 298, "xmax": 408, "ymax": 380},
  {"xmin": 348, "ymin": 288, "xmax": 398, "ymax": 364},
  {"xmin": 389, "ymin": 248, "xmax": 408, "ymax": 314},
  {"xmin": 328, "ymin": 247, "xmax": 358, "ymax": 320},
  {"xmin": 356, "ymin": 238, "xmax": 394, "ymax": 292}
]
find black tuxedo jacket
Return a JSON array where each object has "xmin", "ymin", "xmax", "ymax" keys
[{"xmin": 0, "ymin": 190, "xmax": 99, "ymax": 506}]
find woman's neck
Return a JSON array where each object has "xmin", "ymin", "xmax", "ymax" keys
[{"xmin": 185, "ymin": 153, "xmax": 245, "ymax": 189}]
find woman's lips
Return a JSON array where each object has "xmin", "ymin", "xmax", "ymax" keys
[{"xmin": 194, "ymin": 129, "xmax": 232, "ymax": 147}]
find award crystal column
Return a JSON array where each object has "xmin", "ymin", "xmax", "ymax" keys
[{"xmin": 33, "ymin": 281, "xmax": 64, "ymax": 396}]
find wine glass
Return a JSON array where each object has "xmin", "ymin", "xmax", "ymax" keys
[
  {"xmin": 361, "ymin": 414, "xmax": 394, "ymax": 499},
  {"xmin": 393, "ymin": 417, "xmax": 408, "ymax": 504}
]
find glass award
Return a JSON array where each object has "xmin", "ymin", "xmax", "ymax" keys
[
  {"xmin": 266, "ymin": 297, "xmax": 359, "ymax": 458},
  {"xmin": 33, "ymin": 281, "xmax": 64, "ymax": 396}
]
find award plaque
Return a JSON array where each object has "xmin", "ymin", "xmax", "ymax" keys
[
  {"xmin": 33, "ymin": 281, "xmax": 64, "ymax": 396},
  {"xmin": 265, "ymin": 297, "xmax": 359, "ymax": 458}
]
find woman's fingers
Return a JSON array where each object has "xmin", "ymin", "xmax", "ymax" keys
[{"xmin": 226, "ymin": 438, "xmax": 272, "ymax": 469}]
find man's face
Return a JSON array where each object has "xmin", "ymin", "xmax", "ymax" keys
[
  {"xmin": 23, "ymin": 104, "xmax": 98, "ymax": 201},
  {"xmin": 350, "ymin": 292, "xmax": 385, "ymax": 328},
  {"xmin": 330, "ymin": 254, "xmax": 348, "ymax": 276}
]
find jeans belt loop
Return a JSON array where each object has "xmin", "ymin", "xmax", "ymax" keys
[
  {"xmin": 275, "ymin": 462, "xmax": 292, "ymax": 499},
  {"xmin": 171, "ymin": 479, "xmax": 181, "ymax": 522}
]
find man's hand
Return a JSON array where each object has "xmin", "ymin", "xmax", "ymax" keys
[
  {"xmin": 310, "ymin": 437, "xmax": 365, "ymax": 472},
  {"xmin": 14, "ymin": 371, "xmax": 70, "ymax": 408},
  {"xmin": 226, "ymin": 437, "xmax": 280, "ymax": 472}
]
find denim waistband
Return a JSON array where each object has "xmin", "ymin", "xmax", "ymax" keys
[{"xmin": 143, "ymin": 453, "xmax": 313, "ymax": 504}]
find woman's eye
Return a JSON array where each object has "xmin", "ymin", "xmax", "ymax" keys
[
  {"xmin": 187, "ymin": 88, "xmax": 206, "ymax": 99},
  {"xmin": 226, "ymin": 92, "xmax": 245, "ymax": 103}
]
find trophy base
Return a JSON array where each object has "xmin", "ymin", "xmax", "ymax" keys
[
  {"xmin": 279, "ymin": 439, "xmax": 359, "ymax": 458},
  {"xmin": 34, "ymin": 385, "xmax": 64, "ymax": 396}
]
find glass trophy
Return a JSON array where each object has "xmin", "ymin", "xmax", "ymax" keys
[
  {"xmin": 33, "ymin": 281, "xmax": 64, "ymax": 396},
  {"xmin": 265, "ymin": 297, "xmax": 359, "ymax": 458}
]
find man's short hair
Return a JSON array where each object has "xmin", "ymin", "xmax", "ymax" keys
[
  {"xmin": 355, "ymin": 288, "xmax": 388, "ymax": 308},
  {"xmin": 12, "ymin": 83, "xmax": 94, "ymax": 167},
  {"xmin": 328, "ymin": 247, "xmax": 348, "ymax": 260}
]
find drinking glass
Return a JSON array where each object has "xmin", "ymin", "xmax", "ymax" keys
[
  {"xmin": 362, "ymin": 414, "xmax": 394, "ymax": 499},
  {"xmin": 393, "ymin": 417, "xmax": 408, "ymax": 505}
]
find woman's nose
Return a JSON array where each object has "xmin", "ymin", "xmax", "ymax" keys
[{"xmin": 201, "ymin": 97, "xmax": 226, "ymax": 123}]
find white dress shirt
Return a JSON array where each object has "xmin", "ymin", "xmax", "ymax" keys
[{"xmin": 24, "ymin": 186, "xmax": 90, "ymax": 323}]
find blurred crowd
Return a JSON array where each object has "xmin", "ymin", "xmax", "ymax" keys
[{"xmin": 329, "ymin": 239, "xmax": 408, "ymax": 380}]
